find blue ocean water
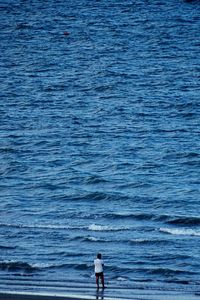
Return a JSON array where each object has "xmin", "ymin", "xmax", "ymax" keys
[{"xmin": 0, "ymin": 0, "xmax": 200, "ymax": 297}]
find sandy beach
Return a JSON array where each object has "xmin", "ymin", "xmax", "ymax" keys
[{"xmin": 0, "ymin": 288, "xmax": 200, "ymax": 300}]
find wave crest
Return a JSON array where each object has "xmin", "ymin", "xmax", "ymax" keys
[
  {"xmin": 88, "ymin": 224, "xmax": 130, "ymax": 231},
  {"xmin": 167, "ymin": 216, "xmax": 200, "ymax": 226},
  {"xmin": 0, "ymin": 261, "xmax": 38, "ymax": 272},
  {"xmin": 160, "ymin": 227, "xmax": 200, "ymax": 236}
]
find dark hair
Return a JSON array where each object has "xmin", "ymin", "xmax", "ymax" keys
[{"xmin": 97, "ymin": 253, "xmax": 102, "ymax": 259}]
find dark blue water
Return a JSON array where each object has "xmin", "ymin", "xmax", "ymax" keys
[{"xmin": 0, "ymin": 0, "xmax": 200, "ymax": 297}]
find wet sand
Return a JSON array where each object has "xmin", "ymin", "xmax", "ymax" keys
[{"xmin": 0, "ymin": 289, "xmax": 199, "ymax": 300}]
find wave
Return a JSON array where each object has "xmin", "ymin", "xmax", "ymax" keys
[
  {"xmin": 0, "ymin": 222, "xmax": 131, "ymax": 232},
  {"xmin": 84, "ymin": 175, "xmax": 107, "ymax": 184},
  {"xmin": 160, "ymin": 227, "xmax": 200, "ymax": 237},
  {"xmin": 125, "ymin": 213, "xmax": 200, "ymax": 227},
  {"xmin": 129, "ymin": 238, "xmax": 169, "ymax": 245},
  {"xmin": 0, "ymin": 261, "xmax": 38, "ymax": 272},
  {"xmin": 163, "ymin": 151, "xmax": 200, "ymax": 161},
  {"xmin": 75, "ymin": 212, "xmax": 200, "ymax": 228},
  {"xmin": 100, "ymin": 213, "xmax": 200, "ymax": 228},
  {"xmin": 83, "ymin": 236, "xmax": 111, "ymax": 242},
  {"xmin": 33, "ymin": 262, "xmax": 90, "ymax": 271},
  {"xmin": 0, "ymin": 147, "xmax": 15, "ymax": 153},
  {"xmin": 101, "ymin": 212, "xmax": 155, "ymax": 221},
  {"xmin": 88, "ymin": 224, "xmax": 130, "ymax": 232},
  {"xmin": 0, "ymin": 223, "xmax": 73, "ymax": 230},
  {"xmin": 0, "ymin": 245, "xmax": 16, "ymax": 250},
  {"xmin": 0, "ymin": 260, "xmax": 91, "ymax": 273},
  {"xmin": 71, "ymin": 235, "xmax": 106, "ymax": 242},
  {"xmin": 166, "ymin": 216, "xmax": 200, "ymax": 226},
  {"xmin": 16, "ymin": 23, "xmax": 32, "ymax": 30},
  {"xmin": 146, "ymin": 267, "xmax": 196, "ymax": 276},
  {"xmin": 84, "ymin": 236, "xmax": 100, "ymax": 242},
  {"xmin": 1, "ymin": 214, "xmax": 200, "ymax": 235},
  {"xmin": 73, "ymin": 192, "xmax": 130, "ymax": 202},
  {"xmin": 116, "ymin": 276, "xmax": 128, "ymax": 281}
]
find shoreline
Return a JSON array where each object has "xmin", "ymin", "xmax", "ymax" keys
[{"xmin": 0, "ymin": 288, "xmax": 199, "ymax": 300}]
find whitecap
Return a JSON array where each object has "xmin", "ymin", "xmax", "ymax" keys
[
  {"xmin": 117, "ymin": 277, "xmax": 127, "ymax": 281},
  {"xmin": 31, "ymin": 262, "xmax": 53, "ymax": 269},
  {"xmin": 160, "ymin": 227, "xmax": 200, "ymax": 236},
  {"xmin": 86, "ymin": 236, "xmax": 99, "ymax": 242},
  {"xmin": 88, "ymin": 224, "xmax": 129, "ymax": 231}
]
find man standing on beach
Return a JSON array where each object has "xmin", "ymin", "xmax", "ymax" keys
[{"xmin": 94, "ymin": 253, "xmax": 105, "ymax": 289}]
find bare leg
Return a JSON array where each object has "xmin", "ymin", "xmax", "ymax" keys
[
  {"xmin": 101, "ymin": 273, "xmax": 105, "ymax": 288},
  {"xmin": 96, "ymin": 275, "xmax": 99, "ymax": 289}
]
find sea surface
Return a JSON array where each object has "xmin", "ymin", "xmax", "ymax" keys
[{"xmin": 0, "ymin": 0, "xmax": 200, "ymax": 298}]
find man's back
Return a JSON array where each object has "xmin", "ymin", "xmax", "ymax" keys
[{"xmin": 94, "ymin": 258, "xmax": 104, "ymax": 273}]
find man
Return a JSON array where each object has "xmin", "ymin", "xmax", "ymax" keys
[{"xmin": 94, "ymin": 253, "xmax": 105, "ymax": 289}]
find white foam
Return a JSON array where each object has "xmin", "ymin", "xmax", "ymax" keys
[
  {"xmin": 117, "ymin": 277, "xmax": 127, "ymax": 281},
  {"xmin": 130, "ymin": 238, "xmax": 156, "ymax": 244},
  {"xmin": 0, "ymin": 223, "xmax": 72, "ymax": 230},
  {"xmin": 86, "ymin": 236, "xmax": 99, "ymax": 241},
  {"xmin": 31, "ymin": 262, "xmax": 54, "ymax": 269},
  {"xmin": 160, "ymin": 227, "xmax": 200, "ymax": 237},
  {"xmin": 88, "ymin": 224, "xmax": 129, "ymax": 231}
]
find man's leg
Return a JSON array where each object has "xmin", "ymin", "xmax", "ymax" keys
[
  {"xmin": 96, "ymin": 274, "xmax": 99, "ymax": 288},
  {"xmin": 101, "ymin": 273, "xmax": 105, "ymax": 288}
]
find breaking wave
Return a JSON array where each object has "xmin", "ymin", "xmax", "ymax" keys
[
  {"xmin": 0, "ymin": 261, "xmax": 38, "ymax": 272},
  {"xmin": 88, "ymin": 224, "xmax": 131, "ymax": 231},
  {"xmin": 0, "ymin": 223, "xmax": 72, "ymax": 230},
  {"xmin": 0, "ymin": 260, "xmax": 91, "ymax": 273},
  {"xmin": 129, "ymin": 238, "xmax": 169, "ymax": 245},
  {"xmin": 0, "ymin": 222, "xmax": 131, "ymax": 232},
  {"xmin": 160, "ymin": 228, "xmax": 200, "ymax": 237}
]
